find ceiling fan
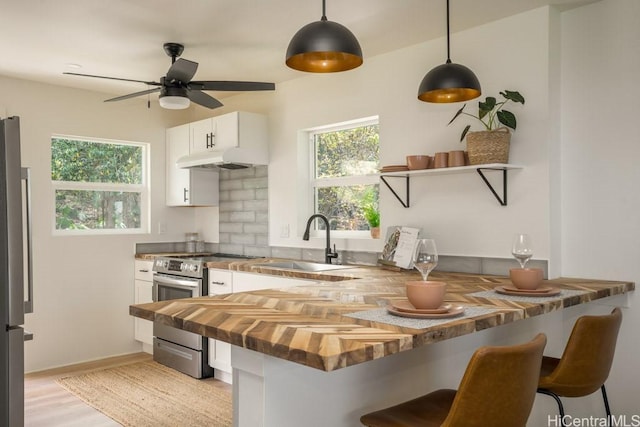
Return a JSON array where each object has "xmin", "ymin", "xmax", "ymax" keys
[{"xmin": 63, "ymin": 42, "xmax": 275, "ymax": 110}]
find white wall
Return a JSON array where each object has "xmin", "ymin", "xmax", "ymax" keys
[
  {"xmin": 223, "ymin": 2, "xmax": 640, "ymax": 417},
  {"xmin": 0, "ymin": 76, "xmax": 206, "ymax": 372},
  {"xmin": 560, "ymin": 0, "xmax": 640, "ymax": 416},
  {"xmin": 223, "ymin": 7, "xmax": 554, "ymax": 260}
]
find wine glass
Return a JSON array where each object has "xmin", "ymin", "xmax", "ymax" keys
[
  {"xmin": 512, "ymin": 234, "xmax": 533, "ymax": 268},
  {"xmin": 414, "ymin": 239, "xmax": 438, "ymax": 281}
]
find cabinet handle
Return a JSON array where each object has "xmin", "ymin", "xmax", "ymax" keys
[
  {"xmin": 183, "ymin": 188, "xmax": 189, "ymax": 202},
  {"xmin": 138, "ymin": 269, "xmax": 149, "ymax": 273},
  {"xmin": 206, "ymin": 133, "xmax": 210, "ymax": 148},
  {"xmin": 209, "ymin": 132, "xmax": 215, "ymax": 148},
  {"xmin": 211, "ymin": 281, "xmax": 227, "ymax": 286}
]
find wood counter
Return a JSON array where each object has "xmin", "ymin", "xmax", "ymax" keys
[{"xmin": 129, "ymin": 261, "xmax": 634, "ymax": 372}]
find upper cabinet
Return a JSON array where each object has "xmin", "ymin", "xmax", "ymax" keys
[
  {"xmin": 189, "ymin": 111, "xmax": 267, "ymax": 155},
  {"xmin": 166, "ymin": 124, "xmax": 219, "ymax": 206},
  {"xmin": 166, "ymin": 111, "xmax": 267, "ymax": 206}
]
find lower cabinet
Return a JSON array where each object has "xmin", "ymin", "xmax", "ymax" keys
[
  {"xmin": 208, "ymin": 269, "xmax": 234, "ymax": 384},
  {"xmin": 206, "ymin": 268, "xmax": 319, "ymax": 384},
  {"xmin": 134, "ymin": 260, "xmax": 154, "ymax": 353},
  {"xmin": 232, "ymin": 271, "xmax": 318, "ymax": 292}
]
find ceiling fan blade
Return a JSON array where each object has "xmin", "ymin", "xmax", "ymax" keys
[
  {"xmin": 189, "ymin": 81, "xmax": 275, "ymax": 91},
  {"xmin": 166, "ymin": 58, "xmax": 198, "ymax": 84},
  {"xmin": 104, "ymin": 87, "xmax": 161, "ymax": 102},
  {"xmin": 187, "ymin": 90, "xmax": 223, "ymax": 109},
  {"xmin": 63, "ymin": 72, "xmax": 160, "ymax": 86}
]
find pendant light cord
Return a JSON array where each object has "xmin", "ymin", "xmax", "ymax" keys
[
  {"xmin": 321, "ymin": 0, "xmax": 327, "ymax": 21},
  {"xmin": 446, "ymin": 0, "xmax": 452, "ymax": 64}
]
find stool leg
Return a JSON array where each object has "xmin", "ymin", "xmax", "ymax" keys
[
  {"xmin": 537, "ymin": 389, "xmax": 566, "ymax": 427},
  {"xmin": 601, "ymin": 385, "xmax": 612, "ymax": 424}
]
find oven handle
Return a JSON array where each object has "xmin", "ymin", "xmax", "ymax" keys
[{"xmin": 153, "ymin": 274, "xmax": 201, "ymax": 289}]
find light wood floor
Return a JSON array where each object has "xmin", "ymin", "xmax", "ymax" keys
[{"xmin": 24, "ymin": 352, "xmax": 232, "ymax": 427}]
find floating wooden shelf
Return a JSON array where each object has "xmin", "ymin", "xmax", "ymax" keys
[{"xmin": 378, "ymin": 163, "xmax": 523, "ymax": 207}]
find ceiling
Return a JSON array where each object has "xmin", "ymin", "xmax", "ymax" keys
[{"xmin": 0, "ymin": 0, "xmax": 594, "ymax": 106}]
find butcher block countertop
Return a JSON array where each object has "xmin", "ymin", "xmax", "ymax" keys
[{"xmin": 130, "ymin": 259, "xmax": 634, "ymax": 372}]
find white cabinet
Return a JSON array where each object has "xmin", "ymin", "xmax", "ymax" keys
[
  {"xmin": 134, "ymin": 260, "xmax": 154, "ymax": 353},
  {"xmin": 208, "ymin": 268, "xmax": 234, "ymax": 384},
  {"xmin": 232, "ymin": 271, "xmax": 318, "ymax": 293},
  {"xmin": 189, "ymin": 111, "xmax": 267, "ymax": 154},
  {"xmin": 206, "ymin": 268, "xmax": 318, "ymax": 384},
  {"xmin": 166, "ymin": 124, "xmax": 219, "ymax": 206},
  {"xmin": 190, "ymin": 117, "xmax": 216, "ymax": 154}
]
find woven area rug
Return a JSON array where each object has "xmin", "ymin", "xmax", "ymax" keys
[{"xmin": 56, "ymin": 360, "xmax": 232, "ymax": 427}]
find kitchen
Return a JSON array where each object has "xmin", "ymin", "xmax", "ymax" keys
[{"xmin": 1, "ymin": 0, "xmax": 639, "ymax": 425}]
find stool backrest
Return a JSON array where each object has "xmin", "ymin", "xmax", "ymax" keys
[
  {"xmin": 543, "ymin": 307, "xmax": 622, "ymax": 397},
  {"xmin": 442, "ymin": 333, "xmax": 547, "ymax": 427}
]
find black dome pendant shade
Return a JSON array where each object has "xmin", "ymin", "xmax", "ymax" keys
[
  {"xmin": 286, "ymin": 0, "xmax": 363, "ymax": 73},
  {"xmin": 418, "ymin": 0, "xmax": 481, "ymax": 103}
]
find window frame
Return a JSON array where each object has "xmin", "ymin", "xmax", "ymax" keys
[
  {"xmin": 51, "ymin": 134, "xmax": 150, "ymax": 236},
  {"xmin": 306, "ymin": 116, "xmax": 380, "ymax": 240}
]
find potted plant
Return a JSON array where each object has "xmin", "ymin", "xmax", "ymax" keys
[
  {"xmin": 363, "ymin": 204, "xmax": 380, "ymax": 238},
  {"xmin": 448, "ymin": 90, "xmax": 525, "ymax": 165},
  {"xmin": 361, "ymin": 189, "xmax": 381, "ymax": 238}
]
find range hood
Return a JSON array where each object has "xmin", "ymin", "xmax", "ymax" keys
[{"xmin": 176, "ymin": 147, "xmax": 268, "ymax": 170}]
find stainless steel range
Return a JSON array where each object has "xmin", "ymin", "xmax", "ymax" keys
[{"xmin": 152, "ymin": 253, "xmax": 257, "ymax": 379}]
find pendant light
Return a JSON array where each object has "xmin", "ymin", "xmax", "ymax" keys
[
  {"xmin": 418, "ymin": 0, "xmax": 481, "ymax": 103},
  {"xmin": 286, "ymin": 0, "xmax": 363, "ymax": 73}
]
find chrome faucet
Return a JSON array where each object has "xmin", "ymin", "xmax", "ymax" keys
[{"xmin": 302, "ymin": 214, "xmax": 338, "ymax": 264}]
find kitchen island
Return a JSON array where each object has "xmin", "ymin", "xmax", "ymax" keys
[{"xmin": 130, "ymin": 260, "xmax": 634, "ymax": 426}]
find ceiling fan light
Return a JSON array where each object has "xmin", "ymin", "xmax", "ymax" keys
[
  {"xmin": 159, "ymin": 95, "xmax": 190, "ymax": 109},
  {"xmin": 159, "ymin": 86, "xmax": 190, "ymax": 109},
  {"xmin": 286, "ymin": 4, "xmax": 362, "ymax": 73},
  {"xmin": 418, "ymin": 62, "xmax": 481, "ymax": 103}
]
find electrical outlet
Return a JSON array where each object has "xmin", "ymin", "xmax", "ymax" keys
[
  {"xmin": 280, "ymin": 224, "xmax": 290, "ymax": 238},
  {"xmin": 158, "ymin": 221, "xmax": 167, "ymax": 234}
]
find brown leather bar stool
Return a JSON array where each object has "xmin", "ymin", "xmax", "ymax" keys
[
  {"xmin": 360, "ymin": 333, "xmax": 547, "ymax": 427},
  {"xmin": 537, "ymin": 307, "xmax": 622, "ymax": 426}
]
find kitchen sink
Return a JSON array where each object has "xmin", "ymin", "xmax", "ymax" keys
[{"xmin": 254, "ymin": 261, "xmax": 353, "ymax": 272}]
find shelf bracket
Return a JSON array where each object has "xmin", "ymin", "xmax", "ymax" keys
[
  {"xmin": 476, "ymin": 167, "xmax": 508, "ymax": 206},
  {"xmin": 380, "ymin": 175, "xmax": 410, "ymax": 208}
]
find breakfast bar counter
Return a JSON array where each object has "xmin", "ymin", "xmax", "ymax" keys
[{"xmin": 129, "ymin": 263, "xmax": 634, "ymax": 427}]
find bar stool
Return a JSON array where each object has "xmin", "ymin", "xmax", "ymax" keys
[
  {"xmin": 537, "ymin": 307, "xmax": 622, "ymax": 425},
  {"xmin": 360, "ymin": 333, "xmax": 547, "ymax": 427}
]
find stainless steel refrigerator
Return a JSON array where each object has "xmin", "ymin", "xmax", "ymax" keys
[{"xmin": 1, "ymin": 116, "xmax": 33, "ymax": 427}]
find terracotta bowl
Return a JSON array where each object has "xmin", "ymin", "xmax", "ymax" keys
[
  {"xmin": 509, "ymin": 268, "xmax": 544, "ymax": 290},
  {"xmin": 406, "ymin": 281, "xmax": 447, "ymax": 309},
  {"xmin": 406, "ymin": 155, "xmax": 430, "ymax": 170}
]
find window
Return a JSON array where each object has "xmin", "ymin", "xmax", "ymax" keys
[
  {"xmin": 51, "ymin": 136, "xmax": 149, "ymax": 234},
  {"xmin": 309, "ymin": 117, "xmax": 379, "ymax": 236}
]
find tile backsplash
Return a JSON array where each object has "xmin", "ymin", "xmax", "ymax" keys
[{"xmin": 217, "ymin": 166, "xmax": 270, "ymax": 257}]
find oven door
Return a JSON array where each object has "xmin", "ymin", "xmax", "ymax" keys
[
  {"xmin": 153, "ymin": 273, "xmax": 202, "ymax": 350},
  {"xmin": 153, "ymin": 273, "xmax": 201, "ymax": 301}
]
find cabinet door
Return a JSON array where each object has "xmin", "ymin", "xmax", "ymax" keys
[
  {"xmin": 166, "ymin": 124, "xmax": 190, "ymax": 206},
  {"xmin": 232, "ymin": 271, "xmax": 317, "ymax": 293},
  {"xmin": 134, "ymin": 260, "xmax": 153, "ymax": 281},
  {"xmin": 134, "ymin": 279, "xmax": 153, "ymax": 345},
  {"xmin": 166, "ymin": 124, "xmax": 219, "ymax": 206},
  {"xmin": 209, "ymin": 269, "xmax": 233, "ymax": 295},
  {"xmin": 208, "ymin": 269, "xmax": 233, "ymax": 380},
  {"xmin": 213, "ymin": 112, "xmax": 239, "ymax": 150},
  {"xmin": 190, "ymin": 117, "xmax": 214, "ymax": 154}
]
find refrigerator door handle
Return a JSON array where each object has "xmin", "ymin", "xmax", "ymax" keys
[{"xmin": 21, "ymin": 166, "xmax": 33, "ymax": 314}]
